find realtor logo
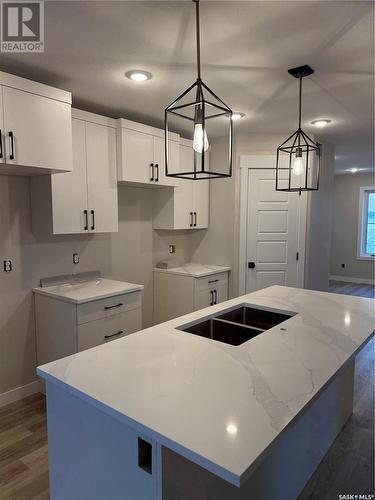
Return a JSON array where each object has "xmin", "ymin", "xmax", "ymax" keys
[{"xmin": 1, "ymin": 0, "xmax": 44, "ymax": 52}]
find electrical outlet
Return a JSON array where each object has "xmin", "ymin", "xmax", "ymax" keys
[
  {"xmin": 73, "ymin": 253, "xmax": 80, "ymax": 264},
  {"xmin": 169, "ymin": 244, "xmax": 176, "ymax": 254},
  {"xmin": 3, "ymin": 260, "xmax": 12, "ymax": 272},
  {"xmin": 341, "ymin": 263, "xmax": 345, "ymax": 269}
]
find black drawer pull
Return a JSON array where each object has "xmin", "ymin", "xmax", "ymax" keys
[
  {"xmin": 90, "ymin": 210, "xmax": 95, "ymax": 231},
  {"xmin": 104, "ymin": 330, "xmax": 124, "ymax": 340},
  {"xmin": 9, "ymin": 131, "xmax": 14, "ymax": 160},
  {"xmin": 138, "ymin": 437, "xmax": 152, "ymax": 474},
  {"xmin": 0, "ymin": 129, "xmax": 3, "ymax": 159},
  {"xmin": 214, "ymin": 289, "xmax": 218, "ymax": 304},
  {"xmin": 104, "ymin": 303, "xmax": 123, "ymax": 310},
  {"xmin": 208, "ymin": 279, "xmax": 219, "ymax": 284},
  {"xmin": 150, "ymin": 163, "xmax": 154, "ymax": 181},
  {"xmin": 190, "ymin": 212, "xmax": 193, "ymax": 227},
  {"xmin": 155, "ymin": 163, "xmax": 159, "ymax": 182},
  {"xmin": 194, "ymin": 211, "xmax": 197, "ymax": 227},
  {"xmin": 210, "ymin": 290, "xmax": 214, "ymax": 306}
]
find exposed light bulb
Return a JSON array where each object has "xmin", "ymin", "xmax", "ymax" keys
[
  {"xmin": 293, "ymin": 154, "xmax": 304, "ymax": 176},
  {"xmin": 193, "ymin": 123, "xmax": 209, "ymax": 153}
]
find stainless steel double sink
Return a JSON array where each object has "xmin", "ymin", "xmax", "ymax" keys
[{"xmin": 177, "ymin": 305, "xmax": 295, "ymax": 346}]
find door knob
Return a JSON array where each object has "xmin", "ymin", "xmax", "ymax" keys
[{"xmin": 248, "ymin": 262, "xmax": 256, "ymax": 269}]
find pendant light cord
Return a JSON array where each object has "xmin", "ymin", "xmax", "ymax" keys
[
  {"xmin": 298, "ymin": 75, "xmax": 302, "ymax": 129},
  {"xmin": 194, "ymin": 0, "xmax": 201, "ymax": 80}
]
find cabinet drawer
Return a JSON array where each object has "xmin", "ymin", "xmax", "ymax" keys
[
  {"xmin": 194, "ymin": 273, "xmax": 228, "ymax": 293},
  {"xmin": 78, "ymin": 309, "xmax": 141, "ymax": 351},
  {"xmin": 77, "ymin": 291, "xmax": 142, "ymax": 324}
]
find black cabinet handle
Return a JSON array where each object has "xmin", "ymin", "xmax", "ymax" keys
[
  {"xmin": 9, "ymin": 131, "xmax": 14, "ymax": 160},
  {"xmin": 194, "ymin": 212, "xmax": 197, "ymax": 227},
  {"xmin": 150, "ymin": 163, "xmax": 154, "ymax": 181},
  {"xmin": 248, "ymin": 262, "xmax": 256, "ymax": 269},
  {"xmin": 104, "ymin": 303, "xmax": 123, "ymax": 310},
  {"xmin": 84, "ymin": 210, "xmax": 88, "ymax": 231},
  {"xmin": 90, "ymin": 210, "xmax": 95, "ymax": 231},
  {"xmin": 208, "ymin": 279, "xmax": 219, "ymax": 284},
  {"xmin": 104, "ymin": 330, "xmax": 124, "ymax": 340},
  {"xmin": 155, "ymin": 163, "xmax": 159, "ymax": 182},
  {"xmin": 0, "ymin": 129, "xmax": 3, "ymax": 159},
  {"xmin": 138, "ymin": 437, "xmax": 152, "ymax": 474},
  {"xmin": 214, "ymin": 289, "xmax": 218, "ymax": 304},
  {"xmin": 190, "ymin": 212, "xmax": 193, "ymax": 227},
  {"xmin": 210, "ymin": 290, "xmax": 214, "ymax": 306}
]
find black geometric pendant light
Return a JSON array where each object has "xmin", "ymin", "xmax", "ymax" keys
[
  {"xmin": 276, "ymin": 65, "xmax": 321, "ymax": 193},
  {"xmin": 165, "ymin": 0, "xmax": 233, "ymax": 180}
]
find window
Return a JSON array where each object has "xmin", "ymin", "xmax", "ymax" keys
[{"xmin": 358, "ymin": 186, "xmax": 375, "ymax": 260}]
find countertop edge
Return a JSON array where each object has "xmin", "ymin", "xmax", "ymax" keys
[{"xmin": 32, "ymin": 285, "xmax": 144, "ymax": 304}]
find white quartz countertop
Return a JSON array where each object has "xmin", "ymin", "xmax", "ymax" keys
[
  {"xmin": 33, "ymin": 278, "xmax": 144, "ymax": 304},
  {"xmin": 37, "ymin": 286, "xmax": 374, "ymax": 486},
  {"xmin": 154, "ymin": 263, "xmax": 231, "ymax": 277}
]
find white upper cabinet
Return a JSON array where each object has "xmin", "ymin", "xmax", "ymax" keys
[
  {"xmin": 116, "ymin": 119, "xmax": 179, "ymax": 187},
  {"xmin": 153, "ymin": 139, "xmax": 210, "ymax": 230},
  {"xmin": 0, "ymin": 71, "xmax": 72, "ymax": 175},
  {"xmin": 31, "ymin": 110, "xmax": 118, "ymax": 235}
]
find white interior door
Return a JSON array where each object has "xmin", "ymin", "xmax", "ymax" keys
[
  {"xmin": 246, "ymin": 168, "xmax": 304, "ymax": 293},
  {"xmin": 86, "ymin": 122, "xmax": 118, "ymax": 233},
  {"xmin": 51, "ymin": 118, "xmax": 88, "ymax": 234}
]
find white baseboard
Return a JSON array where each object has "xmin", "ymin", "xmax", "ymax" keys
[
  {"xmin": 330, "ymin": 275, "xmax": 375, "ymax": 285},
  {"xmin": 0, "ymin": 380, "xmax": 42, "ymax": 408}
]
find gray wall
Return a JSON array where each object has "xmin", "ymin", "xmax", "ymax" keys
[
  {"xmin": 330, "ymin": 172, "xmax": 375, "ymax": 281},
  {"xmin": 304, "ymin": 141, "xmax": 335, "ymax": 291},
  {"xmin": 0, "ymin": 177, "xmax": 192, "ymax": 394}
]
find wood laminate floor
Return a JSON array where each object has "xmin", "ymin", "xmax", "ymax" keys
[{"xmin": 0, "ymin": 282, "xmax": 373, "ymax": 500}]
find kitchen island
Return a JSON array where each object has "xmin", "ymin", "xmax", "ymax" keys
[{"xmin": 37, "ymin": 286, "xmax": 374, "ymax": 500}]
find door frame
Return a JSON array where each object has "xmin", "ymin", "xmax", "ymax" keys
[{"xmin": 238, "ymin": 154, "xmax": 308, "ymax": 295}]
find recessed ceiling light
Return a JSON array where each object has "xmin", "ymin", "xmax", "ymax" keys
[
  {"xmin": 311, "ymin": 119, "xmax": 331, "ymax": 128},
  {"xmin": 125, "ymin": 70, "xmax": 152, "ymax": 82},
  {"xmin": 349, "ymin": 167, "xmax": 360, "ymax": 173},
  {"xmin": 232, "ymin": 112, "xmax": 245, "ymax": 121}
]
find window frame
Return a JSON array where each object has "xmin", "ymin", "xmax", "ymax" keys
[{"xmin": 357, "ymin": 185, "xmax": 375, "ymax": 261}]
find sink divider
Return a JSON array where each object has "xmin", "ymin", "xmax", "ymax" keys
[{"xmin": 211, "ymin": 317, "xmax": 266, "ymax": 333}]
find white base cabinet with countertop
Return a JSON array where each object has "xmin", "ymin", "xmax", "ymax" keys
[
  {"xmin": 116, "ymin": 119, "xmax": 179, "ymax": 187},
  {"xmin": 31, "ymin": 109, "xmax": 118, "ymax": 235},
  {"xmin": 153, "ymin": 264, "xmax": 230, "ymax": 324},
  {"xmin": 153, "ymin": 139, "xmax": 209, "ymax": 230},
  {"xmin": 34, "ymin": 275, "xmax": 143, "ymax": 365},
  {"xmin": 0, "ymin": 71, "xmax": 72, "ymax": 176}
]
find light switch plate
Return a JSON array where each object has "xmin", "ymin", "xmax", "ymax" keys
[{"xmin": 169, "ymin": 244, "xmax": 176, "ymax": 254}]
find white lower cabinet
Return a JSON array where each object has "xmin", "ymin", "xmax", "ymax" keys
[
  {"xmin": 35, "ymin": 291, "xmax": 142, "ymax": 365},
  {"xmin": 153, "ymin": 270, "xmax": 229, "ymax": 324},
  {"xmin": 31, "ymin": 109, "xmax": 118, "ymax": 235},
  {"xmin": 153, "ymin": 139, "xmax": 209, "ymax": 230}
]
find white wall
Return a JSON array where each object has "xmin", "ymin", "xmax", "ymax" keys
[
  {"xmin": 330, "ymin": 172, "xmax": 375, "ymax": 281},
  {"xmin": 0, "ymin": 177, "xmax": 193, "ymax": 395}
]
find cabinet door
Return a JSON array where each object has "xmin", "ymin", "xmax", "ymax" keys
[
  {"xmin": 78, "ymin": 309, "xmax": 141, "ymax": 351},
  {"xmin": 192, "ymin": 179, "xmax": 209, "ymax": 229},
  {"xmin": 0, "ymin": 88, "xmax": 4, "ymax": 164},
  {"xmin": 194, "ymin": 289, "xmax": 214, "ymax": 311},
  {"xmin": 119, "ymin": 128, "xmax": 154, "ymax": 184},
  {"xmin": 51, "ymin": 118, "xmax": 88, "ymax": 234},
  {"xmin": 2, "ymin": 86, "xmax": 72, "ymax": 172},
  {"xmin": 212, "ymin": 284, "xmax": 228, "ymax": 305},
  {"xmin": 153, "ymin": 136, "xmax": 179, "ymax": 187},
  {"xmin": 86, "ymin": 122, "xmax": 118, "ymax": 233},
  {"xmin": 174, "ymin": 144, "xmax": 194, "ymax": 228}
]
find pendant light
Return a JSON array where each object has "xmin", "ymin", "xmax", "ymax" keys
[
  {"xmin": 165, "ymin": 0, "xmax": 233, "ymax": 180},
  {"xmin": 276, "ymin": 65, "xmax": 321, "ymax": 193}
]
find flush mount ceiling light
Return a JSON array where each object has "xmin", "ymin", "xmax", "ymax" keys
[
  {"xmin": 164, "ymin": 0, "xmax": 233, "ymax": 180},
  {"xmin": 311, "ymin": 119, "xmax": 331, "ymax": 128},
  {"xmin": 232, "ymin": 112, "xmax": 245, "ymax": 121},
  {"xmin": 125, "ymin": 70, "xmax": 152, "ymax": 82},
  {"xmin": 276, "ymin": 65, "xmax": 321, "ymax": 193},
  {"xmin": 349, "ymin": 167, "xmax": 360, "ymax": 173}
]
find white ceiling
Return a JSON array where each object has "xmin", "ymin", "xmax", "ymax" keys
[{"xmin": 0, "ymin": 1, "xmax": 373, "ymax": 173}]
